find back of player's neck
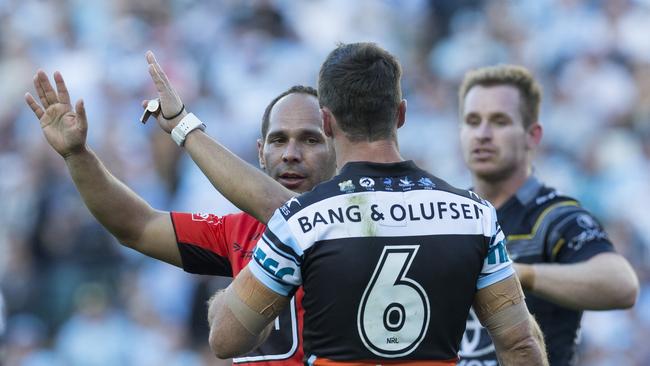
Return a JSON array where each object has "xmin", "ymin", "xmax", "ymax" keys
[{"xmin": 335, "ymin": 139, "xmax": 403, "ymax": 168}]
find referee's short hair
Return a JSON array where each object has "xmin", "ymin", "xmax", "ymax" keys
[
  {"xmin": 318, "ymin": 42, "xmax": 403, "ymax": 142},
  {"xmin": 261, "ymin": 85, "xmax": 318, "ymax": 139},
  {"xmin": 459, "ymin": 65, "xmax": 542, "ymax": 129}
]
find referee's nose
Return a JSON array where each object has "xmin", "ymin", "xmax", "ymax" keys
[{"xmin": 282, "ymin": 139, "xmax": 302, "ymax": 163}]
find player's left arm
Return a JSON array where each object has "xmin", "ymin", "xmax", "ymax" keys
[
  {"xmin": 514, "ymin": 210, "xmax": 638, "ymax": 310},
  {"xmin": 207, "ymin": 266, "xmax": 291, "ymax": 359},
  {"xmin": 515, "ymin": 253, "xmax": 638, "ymax": 310}
]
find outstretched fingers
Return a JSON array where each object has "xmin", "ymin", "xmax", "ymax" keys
[
  {"xmin": 33, "ymin": 72, "xmax": 49, "ymax": 109},
  {"xmin": 25, "ymin": 93, "xmax": 45, "ymax": 120},
  {"xmin": 146, "ymin": 51, "xmax": 166, "ymax": 93},
  {"xmin": 146, "ymin": 50, "xmax": 175, "ymax": 95},
  {"xmin": 75, "ymin": 98, "xmax": 88, "ymax": 130},
  {"xmin": 54, "ymin": 71, "xmax": 71, "ymax": 105},
  {"xmin": 35, "ymin": 70, "xmax": 60, "ymax": 107}
]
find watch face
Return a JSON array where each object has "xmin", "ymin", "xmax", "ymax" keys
[{"xmin": 146, "ymin": 99, "xmax": 160, "ymax": 112}]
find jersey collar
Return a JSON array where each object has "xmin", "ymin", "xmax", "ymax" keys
[
  {"xmin": 514, "ymin": 175, "xmax": 543, "ymax": 206},
  {"xmin": 338, "ymin": 160, "xmax": 419, "ymax": 177}
]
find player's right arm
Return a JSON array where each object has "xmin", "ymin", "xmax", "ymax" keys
[
  {"xmin": 474, "ymin": 202, "xmax": 547, "ymax": 365},
  {"xmin": 144, "ymin": 51, "xmax": 294, "ymax": 224},
  {"xmin": 25, "ymin": 70, "xmax": 181, "ymax": 266},
  {"xmin": 473, "ymin": 275, "xmax": 548, "ymax": 366},
  {"xmin": 207, "ymin": 211, "xmax": 300, "ymax": 358}
]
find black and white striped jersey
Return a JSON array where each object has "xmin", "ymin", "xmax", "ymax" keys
[{"xmin": 249, "ymin": 161, "xmax": 513, "ymax": 364}]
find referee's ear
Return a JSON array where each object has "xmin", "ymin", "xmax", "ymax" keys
[{"xmin": 257, "ymin": 138, "xmax": 266, "ymax": 170}]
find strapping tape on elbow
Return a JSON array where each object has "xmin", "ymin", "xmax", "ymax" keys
[
  {"xmin": 224, "ymin": 285, "xmax": 271, "ymax": 335},
  {"xmin": 482, "ymin": 302, "xmax": 530, "ymax": 336}
]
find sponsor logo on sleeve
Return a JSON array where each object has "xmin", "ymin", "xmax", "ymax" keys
[
  {"xmin": 191, "ymin": 213, "xmax": 223, "ymax": 225},
  {"xmin": 568, "ymin": 214, "xmax": 608, "ymax": 251},
  {"xmin": 253, "ymin": 246, "xmax": 297, "ymax": 281}
]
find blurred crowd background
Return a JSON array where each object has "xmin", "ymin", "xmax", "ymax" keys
[{"xmin": 1, "ymin": 0, "xmax": 649, "ymax": 365}]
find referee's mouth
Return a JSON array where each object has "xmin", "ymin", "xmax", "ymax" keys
[{"xmin": 278, "ymin": 172, "xmax": 307, "ymax": 191}]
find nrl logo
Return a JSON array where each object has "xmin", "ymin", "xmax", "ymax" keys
[{"xmin": 359, "ymin": 177, "xmax": 375, "ymax": 189}]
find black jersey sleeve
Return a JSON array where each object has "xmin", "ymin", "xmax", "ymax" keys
[{"xmin": 545, "ymin": 208, "xmax": 614, "ymax": 263}]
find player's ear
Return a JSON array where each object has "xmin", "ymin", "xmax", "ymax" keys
[
  {"xmin": 257, "ymin": 138, "xmax": 266, "ymax": 169},
  {"xmin": 322, "ymin": 107, "xmax": 334, "ymax": 138},
  {"xmin": 397, "ymin": 99, "xmax": 407, "ymax": 129},
  {"xmin": 526, "ymin": 122, "xmax": 543, "ymax": 150}
]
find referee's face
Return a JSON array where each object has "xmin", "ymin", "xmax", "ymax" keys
[
  {"xmin": 460, "ymin": 85, "xmax": 530, "ymax": 182},
  {"xmin": 258, "ymin": 93, "xmax": 336, "ymax": 193}
]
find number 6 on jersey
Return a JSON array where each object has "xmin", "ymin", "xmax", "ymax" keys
[{"xmin": 357, "ymin": 245, "xmax": 431, "ymax": 357}]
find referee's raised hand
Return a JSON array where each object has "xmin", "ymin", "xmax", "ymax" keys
[
  {"xmin": 143, "ymin": 50, "xmax": 188, "ymax": 133},
  {"xmin": 25, "ymin": 70, "xmax": 88, "ymax": 159}
]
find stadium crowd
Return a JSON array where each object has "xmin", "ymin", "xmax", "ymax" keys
[{"xmin": 0, "ymin": 0, "xmax": 648, "ymax": 365}]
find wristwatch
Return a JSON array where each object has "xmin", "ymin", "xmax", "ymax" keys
[{"xmin": 171, "ymin": 113, "xmax": 206, "ymax": 146}]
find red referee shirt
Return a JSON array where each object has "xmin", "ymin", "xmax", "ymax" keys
[{"xmin": 171, "ymin": 212, "xmax": 304, "ymax": 366}]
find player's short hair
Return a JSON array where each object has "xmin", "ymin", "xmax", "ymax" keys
[
  {"xmin": 261, "ymin": 85, "xmax": 318, "ymax": 139},
  {"xmin": 318, "ymin": 42, "xmax": 403, "ymax": 142},
  {"xmin": 459, "ymin": 65, "xmax": 542, "ymax": 129}
]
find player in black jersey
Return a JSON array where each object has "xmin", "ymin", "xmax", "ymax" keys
[
  {"xmin": 206, "ymin": 43, "xmax": 548, "ymax": 365},
  {"xmin": 457, "ymin": 65, "xmax": 639, "ymax": 366}
]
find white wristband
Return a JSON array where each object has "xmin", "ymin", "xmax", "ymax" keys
[{"xmin": 171, "ymin": 113, "xmax": 206, "ymax": 146}]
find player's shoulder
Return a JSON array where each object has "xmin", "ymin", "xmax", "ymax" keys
[
  {"xmin": 527, "ymin": 182, "xmax": 582, "ymax": 216},
  {"xmin": 430, "ymin": 176, "xmax": 492, "ymax": 208},
  {"xmin": 515, "ymin": 178, "xmax": 594, "ymax": 231}
]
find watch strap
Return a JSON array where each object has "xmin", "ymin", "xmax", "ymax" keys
[{"xmin": 171, "ymin": 113, "xmax": 206, "ymax": 146}]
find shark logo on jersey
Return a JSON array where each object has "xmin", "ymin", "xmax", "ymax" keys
[
  {"xmin": 359, "ymin": 177, "xmax": 375, "ymax": 189},
  {"xmin": 339, "ymin": 180, "xmax": 355, "ymax": 193},
  {"xmin": 417, "ymin": 177, "xmax": 435, "ymax": 189}
]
